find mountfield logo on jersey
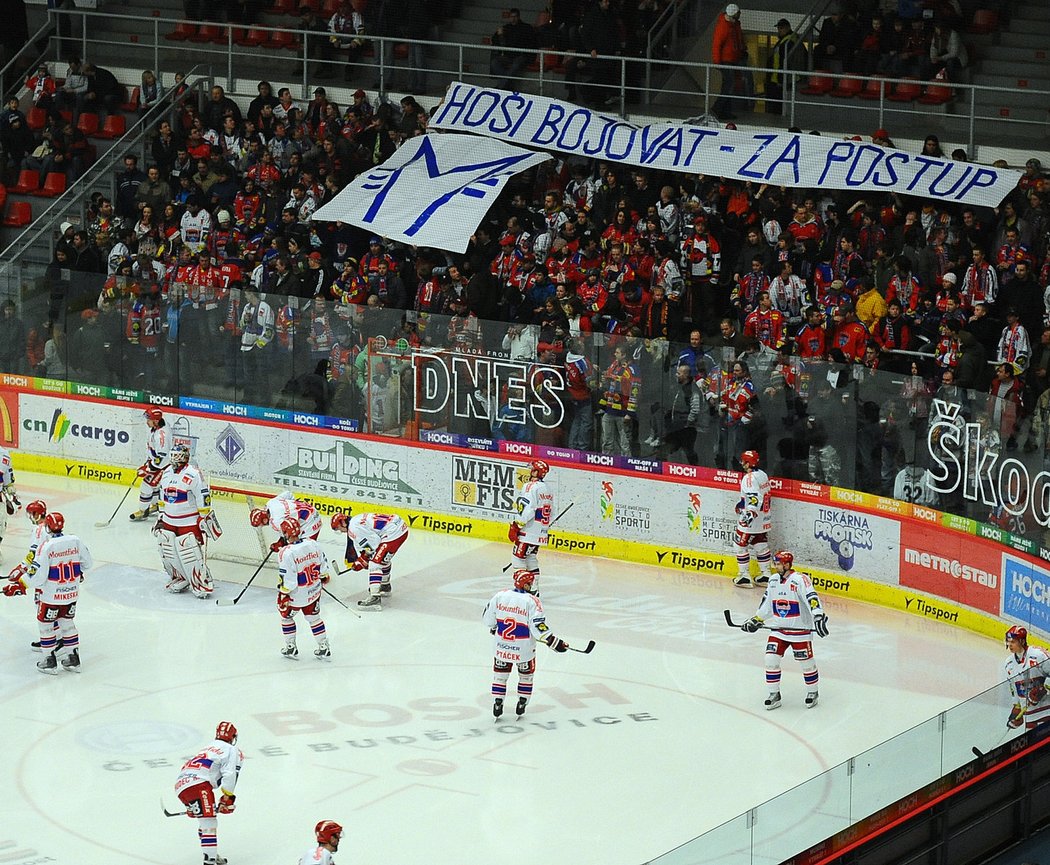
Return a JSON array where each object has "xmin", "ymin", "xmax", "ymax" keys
[
  {"xmin": 449, "ymin": 457, "xmax": 526, "ymax": 511},
  {"xmin": 813, "ymin": 508, "xmax": 873, "ymax": 571},
  {"xmin": 275, "ymin": 441, "xmax": 420, "ymax": 495},
  {"xmin": 23, "ymin": 408, "xmax": 131, "ymax": 447}
]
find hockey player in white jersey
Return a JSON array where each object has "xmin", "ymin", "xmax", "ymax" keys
[
  {"xmin": 299, "ymin": 820, "xmax": 343, "ymax": 865},
  {"xmin": 330, "ymin": 510, "xmax": 409, "ymax": 610},
  {"xmin": 741, "ymin": 550, "xmax": 827, "ymax": 710},
  {"xmin": 153, "ymin": 443, "xmax": 221, "ymax": 598},
  {"xmin": 3, "ymin": 512, "xmax": 93, "ymax": 674},
  {"xmin": 173, "ymin": 721, "xmax": 243, "ymax": 865},
  {"xmin": 276, "ymin": 517, "xmax": 334, "ymax": 660},
  {"xmin": 733, "ymin": 449, "xmax": 773, "ymax": 588},
  {"xmin": 483, "ymin": 568, "xmax": 569, "ymax": 719},
  {"xmin": 0, "ymin": 443, "xmax": 22, "ymax": 553},
  {"xmin": 1004, "ymin": 626, "xmax": 1050, "ymax": 730},
  {"xmin": 508, "ymin": 459, "xmax": 554, "ymax": 589},
  {"xmin": 6, "ymin": 500, "xmax": 57, "ymax": 652},
  {"xmin": 251, "ymin": 491, "xmax": 322, "ymax": 550},
  {"xmin": 130, "ymin": 408, "xmax": 170, "ymax": 521},
  {"xmin": 893, "ymin": 462, "xmax": 939, "ymax": 506}
]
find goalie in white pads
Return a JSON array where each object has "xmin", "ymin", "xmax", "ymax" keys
[
  {"xmin": 250, "ymin": 491, "xmax": 322, "ymax": 551},
  {"xmin": 483, "ymin": 568, "xmax": 568, "ymax": 720},
  {"xmin": 741, "ymin": 550, "xmax": 827, "ymax": 710},
  {"xmin": 1004, "ymin": 626, "xmax": 1050, "ymax": 730},
  {"xmin": 153, "ymin": 443, "xmax": 221, "ymax": 598},
  {"xmin": 173, "ymin": 721, "xmax": 243, "ymax": 865},
  {"xmin": 0, "ymin": 443, "xmax": 22, "ymax": 553},
  {"xmin": 733, "ymin": 449, "xmax": 772, "ymax": 588},
  {"xmin": 276, "ymin": 517, "xmax": 334, "ymax": 660},
  {"xmin": 300, "ymin": 820, "xmax": 343, "ymax": 865},
  {"xmin": 508, "ymin": 459, "xmax": 554, "ymax": 589},
  {"xmin": 330, "ymin": 510, "xmax": 409, "ymax": 610},
  {"xmin": 3, "ymin": 512, "xmax": 92, "ymax": 675},
  {"xmin": 130, "ymin": 408, "xmax": 169, "ymax": 521},
  {"xmin": 6, "ymin": 500, "xmax": 57, "ymax": 652}
]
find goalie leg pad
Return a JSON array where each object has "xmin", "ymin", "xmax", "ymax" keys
[
  {"xmin": 174, "ymin": 530, "xmax": 209, "ymax": 594},
  {"xmin": 492, "ymin": 659, "xmax": 512, "ymax": 697}
]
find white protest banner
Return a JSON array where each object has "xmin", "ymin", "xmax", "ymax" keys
[
  {"xmin": 429, "ymin": 82, "xmax": 1020, "ymax": 207},
  {"xmin": 311, "ymin": 132, "xmax": 549, "ymax": 252}
]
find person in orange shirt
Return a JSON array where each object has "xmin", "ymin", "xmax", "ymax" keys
[{"xmin": 711, "ymin": 4, "xmax": 751, "ymax": 120}]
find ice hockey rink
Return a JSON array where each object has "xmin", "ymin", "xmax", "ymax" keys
[{"xmin": 1, "ymin": 470, "xmax": 1010, "ymax": 865}]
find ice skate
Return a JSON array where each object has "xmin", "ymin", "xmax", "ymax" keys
[
  {"xmin": 379, "ymin": 583, "xmax": 391, "ymax": 595},
  {"xmin": 755, "ymin": 574, "xmax": 770, "ymax": 586},
  {"xmin": 36, "ymin": 652, "xmax": 58, "ymax": 675},
  {"xmin": 165, "ymin": 576, "xmax": 189, "ymax": 593},
  {"xmin": 358, "ymin": 594, "xmax": 382, "ymax": 610},
  {"xmin": 516, "ymin": 697, "xmax": 528, "ymax": 717},
  {"xmin": 204, "ymin": 855, "xmax": 227, "ymax": 865},
  {"xmin": 280, "ymin": 643, "xmax": 299, "ymax": 660},
  {"xmin": 147, "ymin": 502, "xmax": 160, "ymax": 516},
  {"xmin": 129, "ymin": 508, "xmax": 152, "ymax": 521},
  {"xmin": 60, "ymin": 649, "xmax": 81, "ymax": 673},
  {"xmin": 764, "ymin": 691, "xmax": 781, "ymax": 711},
  {"xmin": 805, "ymin": 690, "xmax": 819, "ymax": 708},
  {"xmin": 314, "ymin": 641, "xmax": 331, "ymax": 660},
  {"xmin": 733, "ymin": 575, "xmax": 753, "ymax": 588},
  {"xmin": 492, "ymin": 698, "xmax": 504, "ymax": 719}
]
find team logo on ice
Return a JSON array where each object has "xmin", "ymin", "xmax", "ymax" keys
[
  {"xmin": 600, "ymin": 481, "xmax": 614, "ymax": 521},
  {"xmin": 215, "ymin": 424, "xmax": 245, "ymax": 466},
  {"xmin": 687, "ymin": 493, "xmax": 702, "ymax": 534},
  {"xmin": 813, "ymin": 508, "xmax": 873, "ymax": 571}
]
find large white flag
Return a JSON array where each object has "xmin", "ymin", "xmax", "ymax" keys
[
  {"xmin": 311, "ymin": 133, "xmax": 550, "ymax": 253},
  {"xmin": 429, "ymin": 82, "xmax": 1020, "ymax": 208}
]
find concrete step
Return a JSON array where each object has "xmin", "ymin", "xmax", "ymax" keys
[
  {"xmin": 999, "ymin": 31, "xmax": 1050, "ymax": 51},
  {"xmin": 980, "ymin": 45, "xmax": 1048, "ymax": 65},
  {"xmin": 1004, "ymin": 17, "xmax": 1050, "ymax": 36},
  {"xmin": 970, "ymin": 73, "xmax": 1050, "ymax": 91},
  {"xmin": 979, "ymin": 59, "xmax": 1050, "ymax": 79}
]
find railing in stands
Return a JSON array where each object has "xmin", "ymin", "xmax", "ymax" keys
[{"xmin": 0, "ymin": 18, "xmax": 57, "ymax": 104}]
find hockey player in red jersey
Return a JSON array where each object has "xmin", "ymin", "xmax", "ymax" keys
[
  {"xmin": 483, "ymin": 568, "xmax": 568, "ymax": 719},
  {"xmin": 741, "ymin": 550, "xmax": 827, "ymax": 710},
  {"xmin": 174, "ymin": 721, "xmax": 243, "ymax": 865},
  {"xmin": 1004, "ymin": 626, "xmax": 1050, "ymax": 730}
]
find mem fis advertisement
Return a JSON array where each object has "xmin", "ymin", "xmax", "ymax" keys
[{"xmin": 449, "ymin": 456, "xmax": 530, "ymax": 514}]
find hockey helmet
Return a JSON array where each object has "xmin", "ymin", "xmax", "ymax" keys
[
  {"xmin": 772, "ymin": 549, "xmax": 794, "ymax": 570},
  {"xmin": 249, "ymin": 507, "xmax": 269, "ymax": 527},
  {"xmin": 315, "ymin": 820, "xmax": 343, "ymax": 846},
  {"xmin": 170, "ymin": 443, "xmax": 191, "ymax": 468},
  {"xmin": 215, "ymin": 721, "xmax": 238, "ymax": 744},
  {"xmin": 44, "ymin": 512, "xmax": 64, "ymax": 534},
  {"xmin": 512, "ymin": 569, "xmax": 536, "ymax": 592},
  {"xmin": 26, "ymin": 500, "xmax": 47, "ymax": 521},
  {"xmin": 1006, "ymin": 625, "xmax": 1029, "ymax": 648},
  {"xmin": 143, "ymin": 408, "xmax": 164, "ymax": 423},
  {"xmin": 280, "ymin": 518, "xmax": 301, "ymax": 540},
  {"xmin": 740, "ymin": 450, "xmax": 760, "ymax": 469},
  {"xmin": 331, "ymin": 511, "xmax": 351, "ymax": 533},
  {"xmin": 529, "ymin": 459, "xmax": 550, "ymax": 480}
]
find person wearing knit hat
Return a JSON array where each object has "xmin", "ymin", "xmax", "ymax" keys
[{"xmin": 711, "ymin": 3, "xmax": 750, "ymax": 120}]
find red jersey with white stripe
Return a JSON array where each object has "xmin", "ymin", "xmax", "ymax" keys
[
  {"xmin": 174, "ymin": 740, "xmax": 243, "ymax": 796},
  {"xmin": 1005, "ymin": 645, "xmax": 1050, "ymax": 729},
  {"xmin": 30, "ymin": 533, "xmax": 93, "ymax": 605},
  {"xmin": 159, "ymin": 464, "xmax": 211, "ymax": 528},
  {"xmin": 344, "ymin": 513, "xmax": 408, "ymax": 554},
  {"xmin": 277, "ymin": 538, "xmax": 332, "ymax": 607},
  {"xmin": 265, "ymin": 491, "xmax": 322, "ymax": 540}
]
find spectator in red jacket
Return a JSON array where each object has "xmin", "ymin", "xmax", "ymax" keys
[{"xmin": 711, "ymin": 3, "xmax": 750, "ymax": 120}]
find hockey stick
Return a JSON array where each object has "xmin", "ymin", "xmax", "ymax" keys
[
  {"xmin": 215, "ymin": 549, "xmax": 274, "ymax": 606},
  {"xmin": 567, "ymin": 640, "xmax": 596, "ymax": 654},
  {"xmin": 502, "ymin": 502, "xmax": 576, "ymax": 572},
  {"xmin": 95, "ymin": 476, "xmax": 139, "ymax": 528},
  {"xmin": 161, "ymin": 798, "xmax": 185, "ymax": 818},
  {"xmin": 972, "ymin": 727, "xmax": 1016, "ymax": 758},
  {"xmin": 723, "ymin": 609, "xmax": 814, "ymax": 633},
  {"xmin": 322, "ymin": 585, "xmax": 362, "ymax": 619}
]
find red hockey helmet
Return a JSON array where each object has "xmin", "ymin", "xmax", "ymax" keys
[
  {"xmin": 512, "ymin": 569, "xmax": 536, "ymax": 592},
  {"xmin": 44, "ymin": 512, "xmax": 64, "ymax": 534},
  {"xmin": 315, "ymin": 820, "xmax": 343, "ymax": 846},
  {"xmin": 215, "ymin": 721, "xmax": 238, "ymax": 744},
  {"xmin": 170, "ymin": 443, "xmax": 191, "ymax": 468},
  {"xmin": 249, "ymin": 507, "xmax": 268, "ymax": 527},
  {"xmin": 772, "ymin": 549, "xmax": 794, "ymax": 570},
  {"xmin": 740, "ymin": 450, "xmax": 760, "ymax": 469},
  {"xmin": 26, "ymin": 500, "xmax": 47, "ymax": 521},
  {"xmin": 331, "ymin": 512, "xmax": 350, "ymax": 533},
  {"xmin": 1006, "ymin": 625, "xmax": 1028, "ymax": 648},
  {"xmin": 529, "ymin": 459, "xmax": 550, "ymax": 479},
  {"xmin": 280, "ymin": 518, "xmax": 301, "ymax": 541},
  {"xmin": 143, "ymin": 408, "xmax": 164, "ymax": 423}
]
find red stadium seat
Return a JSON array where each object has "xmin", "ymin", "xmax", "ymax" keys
[
  {"xmin": 31, "ymin": 172, "xmax": 66, "ymax": 198},
  {"xmin": 75, "ymin": 113, "xmax": 99, "ymax": 136},
  {"xmin": 189, "ymin": 24, "xmax": 221, "ymax": 43},
  {"xmin": 237, "ymin": 27, "xmax": 269, "ymax": 46},
  {"xmin": 799, "ymin": 73, "xmax": 833, "ymax": 95},
  {"xmin": 268, "ymin": 29, "xmax": 300, "ymax": 50},
  {"xmin": 119, "ymin": 85, "xmax": 140, "ymax": 113},
  {"xmin": 265, "ymin": 0, "xmax": 296, "ymax": 13},
  {"xmin": 165, "ymin": 21, "xmax": 197, "ymax": 41},
  {"xmin": 93, "ymin": 115, "xmax": 127, "ymax": 139},
  {"xmin": 27, "ymin": 107, "xmax": 47, "ymax": 130},
  {"xmin": 918, "ymin": 83, "xmax": 954, "ymax": 104},
  {"xmin": 322, "ymin": 0, "xmax": 340, "ymax": 15},
  {"xmin": 887, "ymin": 80, "xmax": 922, "ymax": 102},
  {"xmin": 829, "ymin": 77, "xmax": 863, "ymax": 98},
  {"xmin": 10, "ymin": 169, "xmax": 40, "ymax": 194},
  {"xmin": 393, "ymin": 42, "xmax": 409, "ymax": 59},
  {"xmin": 967, "ymin": 8, "xmax": 999, "ymax": 34},
  {"xmin": 0, "ymin": 185, "xmax": 7, "ymax": 213},
  {"xmin": 2, "ymin": 201, "xmax": 32, "ymax": 227},
  {"xmin": 857, "ymin": 78, "xmax": 886, "ymax": 100}
]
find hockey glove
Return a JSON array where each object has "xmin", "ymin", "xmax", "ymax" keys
[
  {"xmin": 508, "ymin": 522, "xmax": 522, "ymax": 542},
  {"xmin": 1008, "ymin": 703, "xmax": 1026, "ymax": 729},
  {"xmin": 4, "ymin": 497, "xmax": 13, "ymax": 516},
  {"xmin": 814, "ymin": 614, "xmax": 829, "ymax": 638},
  {"xmin": 735, "ymin": 498, "xmax": 744, "ymax": 514},
  {"xmin": 546, "ymin": 635, "xmax": 569, "ymax": 652},
  {"xmin": 7, "ymin": 563, "xmax": 27, "ymax": 582},
  {"xmin": 276, "ymin": 593, "xmax": 292, "ymax": 617},
  {"xmin": 217, "ymin": 794, "xmax": 236, "ymax": 814},
  {"xmin": 742, "ymin": 616, "xmax": 763, "ymax": 633},
  {"xmin": 269, "ymin": 539, "xmax": 286, "ymax": 554},
  {"xmin": 351, "ymin": 553, "xmax": 370, "ymax": 571},
  {"xmin": 2, "ymin": 581, "xmax": 26, "ymax": 597},
  {"xmin": 1029, "ymin": 680, "xmax": 1047, "ymax": 705}
]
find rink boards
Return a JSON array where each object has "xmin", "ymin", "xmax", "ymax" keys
[{"xmin": 0, "ymin": 383, "xmax": 1042, "ymax": 644}]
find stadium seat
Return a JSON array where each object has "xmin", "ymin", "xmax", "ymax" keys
[
  {"xmin": 94, "ymin": 115, "xmax": 127, "ymax": 139},
  {"xmin": 968, "ymin": 8, "xmax": 999, "ymax": 34},
  {"xmin": 0, "ymin": 186, "xmax": 7, "ymax": 213},
  {"xmin": 268, "ymin": 29, "xmax": 300, "ymax": 50},
  {"xmin": 236, "ymin": 27, "xmax": 269, "ymax": 46},
  {"xmin": 10, "ymin": 169, "xmax": 40, "ymax": 194},
  {"xmin": 164, "ymin": 21, "xmax": 197, "ymax": 40},
  {"xmin": 918, "ymin": 83, "xmax": 953, "ymax": 104},
  {"xmin": 119, "ymin": 86, "xmax": 140, "ymax": 113},
  {"xmin": 829, "ymin": 77, "xmax": 863, "ymax": 98},
  {"xmin": 856, "ymin": 79, "xmax": 886, "ymax": 100},
  {"xmin": 393, "ymin": 43, "xmax": 409, "ymax": 59},
  {"xmin": 189, "ymin": 23, "xmax": 221, "ymax": 43},
  {"xmin": 27, "ymin": 107, "xmax": 47, "ymax": 130},
  {"xmin": 31, "ymin": 172, "xmax": 66, "ymax": 198},
  {"xmin": 265, "ymin": 0, "xmax": 296, "ymax": 12},
  {"xmin": 887, "ymin": 80, "xmax": 921, "ymax": 102},
  {"xmin": 322, "ymin": 0, "xmax": 340, "ymax": 15},
  {"xmin": 799, "ymin": 73, "xmax": 834, "ymax": 96},
  {"xmin": 2, "ymin": 201, "xmax": 32, "ymax": 227},
  {"xmin": 528, "ymin": 52, "xmax": 565, "ymax": 73},
  {"xmin": 75, "ymin": 113, "xmax": 99, "ymax": 136}
]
